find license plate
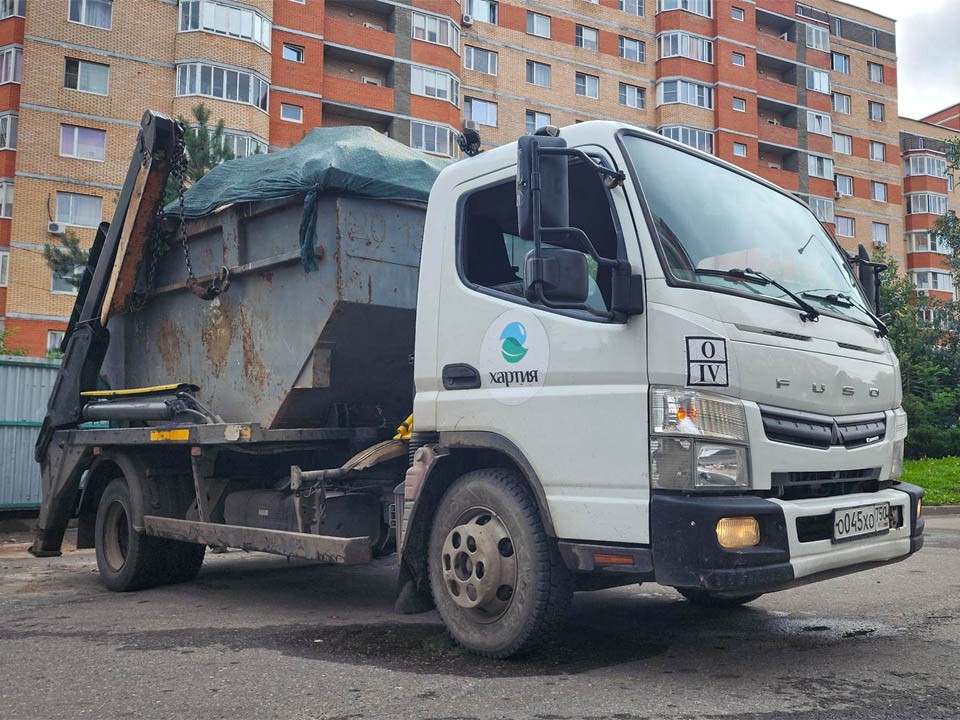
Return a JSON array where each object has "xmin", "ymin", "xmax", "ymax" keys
[{"xmin": 832, "ymin": 503, "xmax": 890, "ymax": 542}]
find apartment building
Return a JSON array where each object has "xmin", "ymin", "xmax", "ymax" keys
[
  {"xmin": 0, "ymin": 0, "xmax": 914, "ymax": 356},
  {"xmin": 0, "ymin": 0, "xmax": 461, "ymax": 357},
  {"xmin": 899, "ymin": 105, "xmax": 960, "ymax": 306}
]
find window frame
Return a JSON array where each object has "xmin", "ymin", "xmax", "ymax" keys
[
  {"xmin": 658, "ymin": 31, "xmax": 713, "ymax": 63},
  {"xmin": 0, "ymin": 112, "xmax": 17, "ymax": 150},
  {"xmin": 69, "ymin": 0, "xmax": 113, "ymax": 31},
  {"xmin": 525, "ymin": 59, "xmax": 551, "ymax": 88},
  {"xmin": 871, "ymin": 181, "xmax": 887, "ymax": 202},
  {"xmin": 658, "ymin": 0, "xmax": 711, "ymax": 18},
  {"xmin": 619, "ymin": 0, "xmax": 644, "ymax": 16},
  {"xmin": 525, "ymin": 110, "xmax": 551, "ymax": 135},
  {"xmin": 805, "ymin": 68, "xmax": 830, "ymax": 94},
  {"xmin": 732, "ymin": 97, "xmax": 746, "ymax": 112},
  {"xmin": 835, "ymin": 215, "xmax": 855, "ymax": 237},
  {"xmin": 282, "ymin": 43, "xmax": 304, "ymax": 62},
  {"xmin": 835, "ymin": 174, "xmax": 853, "ymax": 197},
  {"xmin": 410, "ymin": 121, "xmax": 453, "ymax": 157},
  {"xmin": 55, "ymin": 190, "xmax": 102, "ymax": 228},
  {"xmin": 575, "ymin": 24, "xmax": 599, "ymax": 51},
  {"xmin": 575, "ymin": 72, "xmax": 599, "ymax": 99},
  {"xmin": 178, "ymin": 0, "xmax": 272, "ymax": 51},
  {"xmin": 618, "ymin": 82, "xmax": 645, "ymax": 109},
  {"xmin": 731, "ymin": 6, "xmax": 743, "ymax": 21},
  {"xmin": 831, "ymin": 52, "xmax": 849, "ymax": 74},
  {"xmin": 833, "ymin": 133, "xmax": 852, "ymax": 154},
  {"xmin": 279, "ymin": 103, "xmax": 303, "ymax": 123},
  {"xmin": 867, "ymin": 62, "xmax": 883, "ymax": 83},
  {"xmin": 410, "ymin": 65, "xmax": 460, "ymax": 106},
  {"xmin": 0, "ymin": 180, "xmax": 11, "ymax": 218},
  {"xmin": 733, "ymin": 142, "xmax": 747, "ymax": 158},
  {"xmin": 868, "ymin": 101, "xmax": 885, "ymax": 122},
  {"xmin": 59, "ymin": 123, "xmax": 107, "ymax": 162},
  {"xmin": 832, "ymin": 92, "xmax": 851, "ymax": 114},
  {"xmin": 176, "ymin": 62, "xmax": 269, "ymax": 111},
  {"xmin": 464, "ymin": 96, "xmax": 498, "ymax": 127},
  {"xmin": 526, "ymin": 11, "xmax": 551, "ymax": 38},
  {"xmin": 464, "ymin": 45, "xmax": 498, "ymax": 76},
  {"xmin": 619, "ymin": 36, "xmax": 645, "ymax": 63},
  {"xmin": 0, "ymin": 249, "xmax": 8, "ymax": 287}
]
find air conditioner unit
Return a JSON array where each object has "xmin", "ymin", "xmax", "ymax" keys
[
  {"xmin": 47, "ymin": 221, "xmax": 66, "ymax": 235},
  {"xmin": 767, "ymin": 162, "xmax": 781, "ymax": 169},
  {"xmin": 834, "ymin": 191, "xmax": 842, "ymax": 199},
  {"xmin": 873, "ymin": 239, "xmax": 888, "ymax": 248},
  {"xmin": 917, "ymin": 289, "xmax": 928, "ymax": 297},
  {"xmin": 461, "ymin": 13, "xmax": 473, "ymax": 25},
  {"xmin": 779, "ymin": 32, "xmax": 789, "ymax": 40},
  {"xmin": 767, "ymin": 118, "xmax": 781, "ymax": 125},
  {"xmin": 362, "ymin": 21, "xmax": 383, "ymax": 30},
  {"xmin": 361, "ymin": 76, "xmax": 382, "ymax": 86}
]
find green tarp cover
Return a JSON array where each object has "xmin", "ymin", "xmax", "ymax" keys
[{"xmin": 165, "ymin": 126, "xmax": 451, "ymax": 271}]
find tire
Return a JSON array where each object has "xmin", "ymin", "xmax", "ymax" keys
[
  {"xmin": 676, "ymin": 587, "xmax": 762, "ymax": 608},
  {"xmin": 428, "ymin": 468, "xmax": 572, "ymax": 658},
  {"xmin": 95, "ymin": 478, "xmax": 166, "ymax": 591}
]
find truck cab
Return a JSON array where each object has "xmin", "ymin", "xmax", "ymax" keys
[{"xmin": 402, "ymin": 121, "xmax": 922, "ymax": 655}]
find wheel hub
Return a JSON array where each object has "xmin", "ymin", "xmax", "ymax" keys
[{"xmin": 440, "ymin": 509, "xmax": 517, "ymax": 620}]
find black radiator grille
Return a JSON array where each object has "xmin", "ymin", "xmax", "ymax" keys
[{"xmin": 760, "ymin": 405, "xmax": 886, "ymax": 450}]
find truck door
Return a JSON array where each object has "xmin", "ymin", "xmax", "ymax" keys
[{"xmin": 434, "ymin": 152, "xmax": 650, "ymax": 545}]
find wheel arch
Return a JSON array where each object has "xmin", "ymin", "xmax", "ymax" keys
[{"xmin": 399, "ymin": 431, "xmax": 556, "ymax": 595}]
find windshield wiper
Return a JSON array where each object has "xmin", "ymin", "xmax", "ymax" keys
[
  {"xmin": 803, "ymin": 291, "xmax": 888, "ymax": 338},
  {"xmin": 695, "ymin": 268, "xmax": 820, "ymax": 323}
]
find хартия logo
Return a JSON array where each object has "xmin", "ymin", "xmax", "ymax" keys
[{"xmin": 500, "ymin": 321, "xmax": 528, "ymax": 363}]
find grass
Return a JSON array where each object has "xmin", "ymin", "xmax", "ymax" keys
[{"xmin": 901, "ymin": 457, "xmax": 960, "ymax": 505}]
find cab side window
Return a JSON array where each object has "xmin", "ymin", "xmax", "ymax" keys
[{"xmin": 460, "ymin": 157, "xmax": 619, "ymax": 313}]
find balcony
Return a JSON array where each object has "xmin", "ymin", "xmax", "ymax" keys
[
  {"xmin": 757, "ymin": 165, "xmax": 799, "ymax": 192},
  {"xmin": 325, "ymin": 16, "xmax": 395, "ymax": 57},
  {"xmin": 757, "ymin": 75, "xmax": 796, "ymax": 105},
  {"xmin": 323, "ymin": 74, "xmax": 395, "ymax": 114},
  {"xmin": 759, "ymin": 121, "xmax": 797, "ymax": 148},
  {"xmin": 757, "ymin": 32, "xmax": 796, "ymax": 62}
]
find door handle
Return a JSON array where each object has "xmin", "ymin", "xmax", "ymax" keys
[{"xmin": 442, "ymin": 363, "xmax": 481, "ymax": 390}]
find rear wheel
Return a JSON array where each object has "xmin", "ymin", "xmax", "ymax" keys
[
  {"xmin": 95, "ymin": 478, "xmax": 165, "ymax": 591},
  {"xmin": 428, "ymin": 468, "xmax": 571, "ymax": 658},
  {"xmin": 676, "ymin": 588, "xmax": 762, "ymax": 608}
]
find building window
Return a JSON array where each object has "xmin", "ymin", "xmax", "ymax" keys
[
  {"xmin": 836, "ymin": 216, "xmax": 855, "ymax": 237},
  {"xmin": 908, "ymin": 232, "xmax": 949, "ymax": 254},
  {"xmin": 0, "ymin": 46, "xmax": 22, "ymax": 85},
  {"xmin": 872, "ymin": 222, "xmax": 888, "ymax": 246},
  {"xmin": 906, "ymin": 155, "xmax": 948, "ymax": 178},
  {"xmin": 282, "ymin": 44, "xmax": 304, "ymax": 62},
  {"xmin": 0, "ymin": 113, "xmax": 16, "ymax": 150},
  {"xmin": 835, "ymin": 174, "xmax": 853, "ymax": 196},
  {"xmin": 47, "ymin": 331, "xmax": 66, "ymax": 353},
  {"xmin": 833, "ymin": 133, "xmax": 851, "ymax": 154},
  {"xmin": 410, "ymin": 66, "xmax": 459, "ymax": 105},
  {"xmin": 733, "ymin": 97, "xmax": 746, "ymax": 112},
  {"xmin": 0, "ymin": 181, "xmax": 11, "ymax": 218},
  {"xmin": 65, "ymin": 57, "xmax": 108, "ymax": 95},
  {"xmin": 731, "ymin": 6, "xmax": 743, "ymax": 20},
  {"xmin": 659, "ymin": 32, "xmax": 713, "ymax": 63},
  {"xmin": 806, "ymin": 68, "xmax": 830, "ymax": 94},
  {"xmin": 733, "ymin": 142, "xmax": 747, "ymax": 157},
  {"xmin": 525, "ymin": 60, "xmax": 550, "ymax": 88},
  {"xmin": 659, "ymin": 0, "xmax": 711, "ymax": 18},
  {"xmin": 410, "ymin": 121, "xmax": 453, "ymax": 157},
  {"xmin": 808, "ymin": 196, "xmax": 834, "ymax": 223},
  {"xmin": 0, "ymin": 1, "xmax": 24, "ymax": 20},
  {"xmin": 52, "ymin": 269, "xmax": 82, "ymax": 295},
  {"xmin": 620, "ymin": 0, "xmax": 643, "ymax": 16},
  {"xmin": 833, "ymin": 18, "xmax": 842, "ymax": 36},
  {"xmin": 464, "ymin": 46, "xmax": 497, "ymax": 75},
  {"xmin": 280, "ymin": 103, "xmax": 302, "ymax": 123},
  {"xmin": 467, "ymin": 0, "xmax": 497, "ymax": 24},
  {"xmin": 176, "ymin": 63, "xmax": 269, "ymax": 111},
  {"xmin": 868, "ymin": 101, "xmax": 885, "ymax": 122},
  {"xmin": 805, "ymin": 24, "xmax": 829, "ymax": 51},
  {"xmin": 178, "ymin": 1, "xmax": 272, "ymax": 50},
  {"xmin": 832, "ymin": 92, "xmax": 851, "ymax": 114},
  {"xmin": 69, "ymin": 0, "xmax": 112, "ymax": 30},
  {"xmin": 871, "ymin": 181, "xmax": 887, "ymax": 202},
  {"xmin": 464, "ymin": 97, "xmax": 497, "ymax": 126},
  {"xmin": 619, "ymin": 83, "xmax": 645, "ymax": 109},
  {"xmin": 412, "ymin": 12, "xmax": 460, "ymax": 51},
  {"xmin": 832, "ymin": 52, "xmax": 849, "ymax": 73},
  {"xmin": 619, "ymin": 36, "xmax": 645, "ymax": 62},
  {"xmin": 526, "ymin": 11, "xmax": 550, "ymax": 37},
  {"xmin": 869, "ymin": 141, "xmax": 886, "ymax": 162},
  {"xmin": 807, "ymin": 111, "xmax": 831, "ymax": 136},
  {"xmin": 575, "ymin": 25, "xmax": 598, "ymax": 51},
  {"xmin": 906, "ymin": 193, "xmax": 948, "ymax": 215},
  {"xmin": 525, "ymin": 110, "xmax": 551, "ymax": 135},
  {"xmin": 575, "ymin": 72, "xmax": 599, "ymax": 99},
  {"xmin": 867, "ymin": 62, "xmax": 883, "ymax": 83},
  {"xmin": 215, "ymin": 129, "xmax": 267, "ymax": 158},
  {"xmin": 59, "ymin": 124, "xmax": 106, "ymax": 161},
  {"xmin": 808, "ymin": 154, "xmax": 833, "ymax": 180},
  {"xmin": 732, "ymin": 52, "xmax": 745, "ymax": 67},
  {"xmin": 0, "ymin": 250, "xmax": 7, "ymax": 287},
  {"xmin": 56, "ymin": 191, "xmax": 102, "ymax": 228},
  {"xmin": 660, "ymin": 126, "xmax": 713, "ymax": 154},
  {"xmin": 658, "ymin": 79, "xmax": 712, "ymax": 109}
]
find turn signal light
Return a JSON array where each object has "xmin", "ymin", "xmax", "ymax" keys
[
  {"xmin": 917, "ymin": 498, "xmax": 923, "ymax": 520},
  {"xmin": 716, "ymin": 517, "xmax": 760, "ymax": 549}
]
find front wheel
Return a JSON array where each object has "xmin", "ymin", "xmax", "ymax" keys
[
  {"xmin": 676, "ymin": 588, "xmax": 762, "ymax": 608},
  {"xmin": 428, "ymin": 468, "xmax": 571, "ymax": 658},
  {"xmin": 95, "ymin": 478, "xmax": 166, "ymax": 591}
]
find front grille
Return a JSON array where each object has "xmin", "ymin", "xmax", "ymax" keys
[
  {"xmin": 772, "ymin": 467, "xmax": 881, "ymax": 487},
  {"xmin": 760, "ymin": 405, "xmax": 887, "ymax": 450}
]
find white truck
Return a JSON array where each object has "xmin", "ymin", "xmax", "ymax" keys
[{"xmin": 33, "ymin": 114, "xmax": 924, "ymax": 659}]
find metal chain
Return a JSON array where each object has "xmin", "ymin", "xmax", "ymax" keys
[{"xmin": 174, "ymin": 129, "xmax": 199, "ymax": 289}]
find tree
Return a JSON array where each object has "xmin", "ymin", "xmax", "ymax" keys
[
  {"xmin": 164, "ymin": 103, "xmax": 235, "ymax": 204},
  {"xmin": 42, "ymin": 229, "xmax": 88, "ymax": 289},
  {"xmin": 0, "ymin": 327, "xmax": 27, "ymax": 356}
]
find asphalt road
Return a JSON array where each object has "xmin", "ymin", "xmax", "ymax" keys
[{"xmin": 1, "ymin": 518, "xmax": 959, "ymax": 720}]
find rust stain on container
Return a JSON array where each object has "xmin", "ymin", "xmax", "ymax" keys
[
  {"xmin": 239, "ymin": 306, "xmax": 267, "ymax": 393},
  {"xmin": 157, "ymin": 319, "xmax": 182, "ymax": 375},
  {"xmin": 201, "ymin": 304, "xmax": 233, "ymax": 374}
]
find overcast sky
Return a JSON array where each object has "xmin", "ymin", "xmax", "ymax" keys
[{"xmin": 850, "ymin": 0, "xmax": 960, "ymax": 120}]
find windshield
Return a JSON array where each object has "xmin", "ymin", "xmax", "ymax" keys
[{"xmin": 622, "ymin": 134, "xmax": 872, "ymax": 323}]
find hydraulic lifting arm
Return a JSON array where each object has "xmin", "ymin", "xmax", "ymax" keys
[{"xmin": 30, "ymin": 111, "xmax": 182, "ymax": 556}]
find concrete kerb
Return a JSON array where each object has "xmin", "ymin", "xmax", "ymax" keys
[{"xmin": 922, "ymin": 505, "xmax": 960, "ymax": 517}]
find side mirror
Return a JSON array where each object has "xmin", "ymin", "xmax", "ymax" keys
[
  {"xmin": 611, "ymin": 269, "xmax": 644, "ymax": 316},
  {"xmin": 517, "ymin": 135, "xmax": 569, "ymax": 239},
  {"xmin": 524, "ymin": 247, "xmax": 589, "ymax": 305},
  {"xmin": 857, "ymin": 243, "xmax": 881, "ymax": 312}
]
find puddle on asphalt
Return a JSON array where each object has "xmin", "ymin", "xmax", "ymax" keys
[{"xmin": 765, "ymin": 616, "xmax": 901, "ymax": 642}]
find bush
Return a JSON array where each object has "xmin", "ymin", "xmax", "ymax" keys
[{"xmin": 905, "ymin": 425, "xmax": 960, "ymax": 460}]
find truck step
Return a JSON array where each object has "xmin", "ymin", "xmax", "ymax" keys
[{"xmin": 142, "ymin": 516, "xmax": 371, "ymax": 565}]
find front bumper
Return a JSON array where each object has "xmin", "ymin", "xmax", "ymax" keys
[{"xmin": 649, "ymin": 482, "xmax": 924, "ymax": 596}]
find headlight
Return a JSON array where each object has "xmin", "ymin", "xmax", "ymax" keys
[{"xmin": 651, "ymin": 387, "xmax": 747, "ymax": 442}]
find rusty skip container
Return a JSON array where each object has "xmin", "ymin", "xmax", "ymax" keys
[{"xmin": 101, "ymin": 194, "xmax": 425, "ymax": 430}]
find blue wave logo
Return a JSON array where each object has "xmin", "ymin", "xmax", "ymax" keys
[{"xmin": 500, "ymin": 322, "xmax": 528, "ymax": 363}]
